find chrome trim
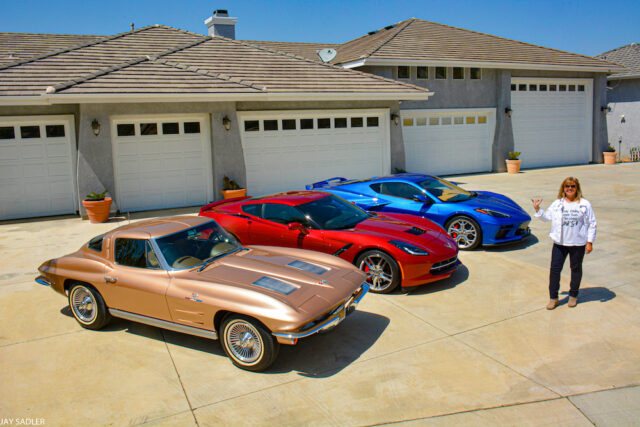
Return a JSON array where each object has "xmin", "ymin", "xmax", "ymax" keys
[
  {"xmin": 108, "ymin": 309, "xmax": 218, "ymax": 340},
  {"xmin": 272, "ymin": 283, "xmax": 369, "ymax": 340},
  {"xmin": 35, "ymin": 275, "xmax": 52, "ymax": 286}
]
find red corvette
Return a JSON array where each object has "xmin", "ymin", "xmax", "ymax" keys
[{"xmin": 200, "ymin": 191, "xmax": 459, "ymax": 293}]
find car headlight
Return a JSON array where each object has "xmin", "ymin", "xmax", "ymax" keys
[
  {"xmin": 475, "ymin": 208, "xmax": 510, "ymax": 218},
  {"xmin": 389, "ymin": 240, "xmax": 430, "ymax": 255}
]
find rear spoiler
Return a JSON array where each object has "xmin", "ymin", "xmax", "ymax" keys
[
  {"xmin": 199, "ymin": 196, "xmax": 250, "ymax": 214},
  {"xmin": 306, "ymin": 177, "xmax": 348, "ymax": 190}
]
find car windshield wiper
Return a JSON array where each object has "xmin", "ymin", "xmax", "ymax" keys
[{"xmin": 197, "ymin": 247, "xmax": 243, "ymax": 272}]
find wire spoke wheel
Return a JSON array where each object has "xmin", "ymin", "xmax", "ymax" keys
[
  {"xmin": 224, "ymin": 320, "xmax": 264, "ymax": 365},
  {"xmin": 70, "ymin": 286, "xmax": 97, "ymax": 324},
  {"xmin": 357, "ymin": 251, "xmax": 398, "ymax": 293},
  {"xmin": 446, "ymin": 216, "xmax": 481, "ymax": 250}
]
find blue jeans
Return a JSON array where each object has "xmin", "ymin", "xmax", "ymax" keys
[{"xmin": 549, "ymin": 243, "xmax": 586, "ymax": 299}]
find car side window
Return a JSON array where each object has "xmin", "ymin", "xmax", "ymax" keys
[
  {"xmin": 371, "ymin": 182, "xmax": 423, "ymax": 200},
  {"xmin": 262, "ymin": 203, "xmax": 310, "ymax": 226},
  {"xmin": 242, "ymin": 203, "xmax": 262, "ymax": 217},
  {"xmin": 115, "ymin": 238, "xmax": 160, "ymax": 269},
  {"xmin": 87, "ymin": 234, "xmax": 105, "ymax": 252}
]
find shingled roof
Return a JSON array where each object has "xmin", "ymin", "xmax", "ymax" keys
[
  {"xmin": 597, "ymin": 43, "xmax": 640, "ymax": 79},
  {"xmin": 241, "ymin": 40, "xmax": 339, "ymax": 63},
  {"xmin": 0, "ymin": 25, "xmax": 430, "ymax": 102},
  {"xmin": 0, "ymin": 32, "xmax": 106, "ymax": 66}
]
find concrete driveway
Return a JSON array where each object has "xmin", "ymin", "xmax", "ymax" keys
[{"xmin": 1, "ymin": 163, "xmax": 638, "ymax": 426}]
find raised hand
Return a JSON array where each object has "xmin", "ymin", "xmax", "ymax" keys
[{"xmin": 531, "ymin": 198, "xmax": 543, "ymax": 212}]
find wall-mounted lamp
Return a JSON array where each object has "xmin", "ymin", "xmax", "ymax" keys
[
  {"xmin": 391, "ymin": 113, "xmax": 400, "ymax": 125},
  {"xmin": 504, "ymin": 107, "xmax": 512, "ymax": 118},
  {"xmin": 222, "ymin": 116, "xmax": 231, "ymax": 131},
  {"xmin": 600, "ymin": 106, "xmax": 610, "ymax": 113},
  {"xmin": 91, "ymin": 119, "xmax": 101, "ymax": 136}
]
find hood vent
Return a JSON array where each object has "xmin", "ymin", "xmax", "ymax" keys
[
  {"xmin": 406, "ymin": 227, "xmax": 426, "ymax": 236},
  {"xmin": 252, "ymin": 276, "xmax": 297, "ymax": 295},
  {"xmin": 288, "ymin": 260, "xmax": 327, "ymax": 275}
]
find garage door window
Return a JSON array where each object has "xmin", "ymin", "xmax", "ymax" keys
[
  {"xmin": 45, "ymin": 125, "xmax": 65, "ymax": 137},
  {"xmin": 264, "ymin": 120, "xmax": 278, "ymax": 131},
  {"xmin": 244, "ymin": 120, "xmax": 259, "ymax": 131},
  {"xmin": 367, "ymin": 117, "xmax": 379, "ymax": 127},
  {"xmin": 441, "ymin": 117, "xmax": 452, "ymax": 125},
  {"xmin": 282, "ymin": 119, "xmax": 296, "ymax": 130},
  {"xmin": 184, "ymin": 122, "xmax": 201, "ymax": 134},
  {"xmin": 429, "ymin": 117, "xmax": 439, "ymax": 126},
  {"xmin": 117, "ymin": 124, "xmax": 135, "ymax": 136},
  {"xmin": 334, "ymin": 118, "xmax": 347, "ymax": 128},
  {"xmin": 162, "ymin": 122, "xmax": 179, "ymax": 134},
  {"xmin": 403, "ymin": 118, "xmax": 414, "ymax": 127},
  {"xmin": 318, "ymin": 118, "xmax": 330, "ymax": 129},
  {"xmin": 454, "ymin": 117, "xmax": 464, "ymax": 125},
  {"xmin": 351, "ymin": 117, "xmax": 363, "ymax": 128},
  {"xmin": 416, "ymin": 118, "xmax": 427, "ymax": 126},
  {"xmin": 478, "ymin": 116, "xmax": 487, "ymax": 124},
  {"xmin": 300, "ymin": 119, "xmax": 314, "ymax": 130},
  {"xmin": 140, "ymin": 123, "xmax": 157, "ymax": 135},
  {"xmin": 0, "ymin": 126, "xmax": 15, "ymax": 139},
  {"xmin": 21, "ymin": 126, "xmax": 40, "ymax": 138}
]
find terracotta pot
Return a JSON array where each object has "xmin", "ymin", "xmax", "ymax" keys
[
  {"xmin": 82, "ymin": 197, "xmax": 112, "ymax": 223},
  {"xmin": 222, "ymin": 189, "xmax": 247, "ymax": 199},
  {"xmin": 505, "ymin": 159, "xmax": 521, "ymax": 174},
  {"xmin": 603, "ymin": 151, "xmax": 617, "ymax": 165}
]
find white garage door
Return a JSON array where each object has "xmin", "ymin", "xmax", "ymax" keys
[
  {"xmin": 239, "ymin": 109, "xmax": 390, "ymax": 196},
  {"xmin": 401, "ymin": 109, "xmax": 496, "ymax": 176},
  {"xmin": 511, "ymin": 78, "xmax": 593, "ymax": 168},
  {"xmin": 0, "ymin": 115, "xmax": 77, "ymax": 220},
  {"xmin": 112, "ymin": 115, "xmax": 213, "ymax": 212}
]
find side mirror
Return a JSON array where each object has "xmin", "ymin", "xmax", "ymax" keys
[
  {"xmin": 413, "ymin": 194, "xmax": 432, "ymax": 204},
  {"xmin": 287, "ymin": 222, "xmax": 309, "ymax": 235}
]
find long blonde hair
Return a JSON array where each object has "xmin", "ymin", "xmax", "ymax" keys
[{"xmin": 557, "ymin": 176, "xmax": 583, "ymax": 200}]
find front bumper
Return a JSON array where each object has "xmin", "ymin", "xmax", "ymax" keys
[
  {"xmin": 272, "ymin": 283, "xmax": 368, "ymax": 345},
  {"xmin": 483, "ymin": 220, "xmax": 531, "ymax": 245}
]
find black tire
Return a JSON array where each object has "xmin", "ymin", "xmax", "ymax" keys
[
  {"xmin": 220, "ymin": 315, "xmax": 279, "ymax": 372},
  {"xmin": 445, "ymin": 215, "xmax": 482, "ymax": 250},
  {"xmin": 355, "ymin": 250, "xmax": 401, "ymax": 293},
  {"xmin": 68, "ymin": 283, "xmax": 111, "ymax": 330}
]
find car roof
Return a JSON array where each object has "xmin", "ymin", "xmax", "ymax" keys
[
  {"xmin": 245, "ymin": 191, "xmax": 330, "ymax": 206},
  {"xmin": 338, "ymin": 173, "xmax": 435, "ymax": 186},
  {"xmin": 110, "ymin": 215, "xmax": 213, "ymax": 239}
]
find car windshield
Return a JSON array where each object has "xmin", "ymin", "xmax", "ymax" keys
[
  {"xmin": 155, "ymin": 221, "xmax": 241, "ymax": 269},
  {"xmin": 297, "ymin": 195, "xmax": 370, "ymax": 230},
  {"xmin": 418, "ymin": 177, "xmax": 474, "ymax": 203}
]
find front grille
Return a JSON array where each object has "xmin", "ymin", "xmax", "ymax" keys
[
  {"xmin": 515, "ymin": 221, "xmax": 530, "ymax": 236},
  {"xmin": 430, "ymin": 256, "xmax": 458, "ymax": 274},
  {"xmin": 494, "ymin": 225, "xmax": 513, "ymax": 240}
]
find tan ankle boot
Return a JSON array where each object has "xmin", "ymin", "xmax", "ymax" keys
[
  {"xmin": 546, "ymin": 299, "xmax": 559, "ymax": 310},
  {"xmin": 568, "ymin": 296, "xmax": 578, "ymax": 308}
]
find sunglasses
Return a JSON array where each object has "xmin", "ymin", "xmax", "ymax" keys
[{"xmin": 565, "ymin": 184, "xmax": 577, "ymax": 188}]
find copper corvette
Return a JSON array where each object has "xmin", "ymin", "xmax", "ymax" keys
[{"xmin": 36, "ymin": 216, "xmax": 368, "ymax": 371}]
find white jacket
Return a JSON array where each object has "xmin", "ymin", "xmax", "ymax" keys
[{"xmin": 534, "ymin": 198, "xmax": 597, "ymax": 245}]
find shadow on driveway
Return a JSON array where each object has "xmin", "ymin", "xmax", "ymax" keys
[
  {"xmin": 61, "ymin": 305, "xmax": 388, "ymax": 378},
  {"xmin": 405, "ymin": 263, "xmax": 469, "ymax": 296},
  {"xmin": 483, "ymin": 234, "xmax": 540, "ymax": 252},
  {"xmin": 559, "ymin": 286, "xmax": 616, "ymax": 305}
]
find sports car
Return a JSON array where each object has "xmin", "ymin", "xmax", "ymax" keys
[
  {"xmin": 199, "ymin": 191, "xmax": 459, "ymax": 293},
  {"xmin": 36, "ymin": 216, "xmax": 367, "ymax": 371},
  {"xmin": 307, "ymin": 174, "xmax": 531, "ymax": 250}
]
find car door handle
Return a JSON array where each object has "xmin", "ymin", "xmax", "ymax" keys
[{"xmin": 104, "ymin": 276, "xmax": 117, "ymax": 283}]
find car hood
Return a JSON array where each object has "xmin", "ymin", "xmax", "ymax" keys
[
  {"xmin": 175, "ymin": 247, "xmax": 365, "ymax": 310},
  {"xmin": 460, "ymin": 191, "xmax": 530, "ymax": 218},
  {"xmin": 350, "ymin": 216, "xmax": 444, "ymax": 242}
]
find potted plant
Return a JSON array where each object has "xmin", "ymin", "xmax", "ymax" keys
[
  {"xmin": 82, "ymin": 190, "xmax": 112, "ymax": 223},
  {"xmin": 603, "ymin": 144, "xmax": 617, "ymax": 165},
  {"xmin": 505, "ymin": 151, "xmax": 522, "ymax": 174},
  {"xmin": 222, "ymin": 176, "xmax": 247, "ymax": 199}
]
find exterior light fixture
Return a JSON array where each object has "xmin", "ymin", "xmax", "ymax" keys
[
  {"xmin": 600, "ymin": 106, "xmax": 610, "ymax": 113},
  {"xmin": 504, "ymin": 107, "xmax": 512, "ymax": 118},
  {"xmin": 391, "ymin": 113, "xmax": 400, "ymax": 125},
  {"xmin": 222, "ymin": 116, "xmax": 231, "ymax": 131},
  {"xmin": 91, "ymin": 119, "xmax": 101, "ymax": 136}
]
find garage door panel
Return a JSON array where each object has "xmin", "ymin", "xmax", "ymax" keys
[
  {"xmin": 402, "ymin": 110, "xmax": 494, "ymax": 176},
  {"xmin": 240, "ymin": 111, "xmax": 388, "ymax": 196},
  {"xmin": 512, "ymin": 79, "xmax": 592, "ymax": 168},
  {"xmin": 113, "ymin": 117, "xmax": 211, "ymax": 213}
]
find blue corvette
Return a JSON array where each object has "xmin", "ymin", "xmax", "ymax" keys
[{"xmin": 307, "ymin": 174, "xmax": 531, "ymax": 250}]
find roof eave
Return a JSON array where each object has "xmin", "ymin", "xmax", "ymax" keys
[
  {"xmin": 607, "ymin": 73, "xmax": 640, "ymax": 80},
  {"xmin": 340, "ymin": 58, "xmax": 623, "ymax": 73},
  {"xmin": 0, "ymin": 91, "xmax": 433, "ymax": 106}
]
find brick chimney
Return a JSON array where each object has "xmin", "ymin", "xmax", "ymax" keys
[{"xmin": 204, "ymin": 9, "xmax": 237, "ymax": 39}]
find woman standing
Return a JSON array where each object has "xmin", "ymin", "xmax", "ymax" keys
[{"xmin": 532, "ymin": 177, "xmax": 597, "ymax": 309}]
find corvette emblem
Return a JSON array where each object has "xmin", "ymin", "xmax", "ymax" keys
[
  {"xmin": 318, "ymin": 280, "xmax": 328, "ymax": 285},
  {"xmin": 185, "ymin": 292, "xmax": 203, "ymax": 303}
]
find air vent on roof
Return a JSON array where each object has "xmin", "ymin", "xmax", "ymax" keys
[
  {"xmin": 384, "ymin": 25, "xmax": 395, "ymax": 30},
  {"xmin": 317, "ymin": 48, "xmax": 337, "ymax": 63},
  {"xmin": 368, "ymin": 30, "xmax": 378, "ymax": 35}
]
